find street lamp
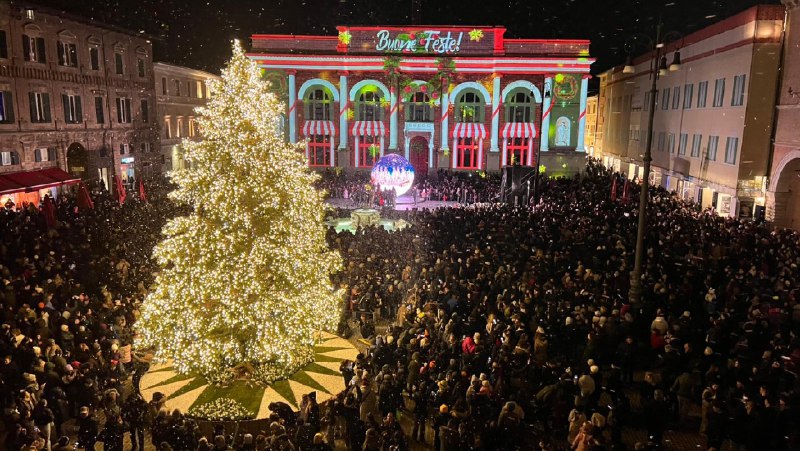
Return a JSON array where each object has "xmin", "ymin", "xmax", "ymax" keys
[{"xmin": 624, "ymin": 24, "xmax": 682, "ymax": 307}]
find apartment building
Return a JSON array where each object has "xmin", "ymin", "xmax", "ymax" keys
[
  {"xmin": 598, "ymin": 5, "xmax": 784, "ymax": 218},
  {"xmin": 154, "ymin": 62, "xmax": 219, "ymax": 172}
]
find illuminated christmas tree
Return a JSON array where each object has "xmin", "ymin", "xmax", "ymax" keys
[{"xmin": 136, "ymin": 42, "xmax": 342, "ymax": 383}]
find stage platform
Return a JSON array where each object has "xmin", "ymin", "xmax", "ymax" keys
[{"xmin": 326, "ymin": 194, "xmax": 461, "ymax": 211}]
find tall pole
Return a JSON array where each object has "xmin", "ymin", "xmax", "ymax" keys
[{"xmin": 628, "ymin": 24, "xmax": 662, "ymax": 307}]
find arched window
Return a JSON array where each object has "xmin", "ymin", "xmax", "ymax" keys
[
  {"xmin": 113, "ymin": 42, "xmax": 126, "ymax": 75},
  {"xmin": 88, "ymin": 36, "xmax": 102, "ymax": 71},
  {"xmin": 456, "ymin": 90, "xmax": 484, "ymax": 123},
  {"xmin": 405, "ymin": 91, "xmax": 431, "ymax": 122},
  {"xmin": 23, "ymin": 25, "xmax": 45, "ymax": 63},
  {"xmin": 135, "ymin": 47, "xmax": 148, "ymax": 78},
  {"xmin": 505, "ymin": 90, "xmax": 534, "ymax": 123},
  {"xmin": 501, "ymin": 89, "xmax": 537, "ymax": 167},
  {"xmin": 305, "ymin": 88, "xmax": 332, "ymax": 120},
  {"xmin": 357, "ymin": 90, "xmax": 383, "ymax": 121},
  {"xmin": 57, "ymin": 31, "xmax": 77, "ymax": 67}
]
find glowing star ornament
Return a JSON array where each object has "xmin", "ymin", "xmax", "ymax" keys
[
  {"xmin": 135, "ymin": 41, "xmax": 343, "ymax": 384},
  {"xmin": 338, "ymin": 30, "xmax": 352, "ymax": 46},
  {"xmin": 371, "ymin": 154, "xmax": 415, "ymax": 196},
  {"xmin": 469, "ymin": 29, "xmax": 484, "ymax": 42}
]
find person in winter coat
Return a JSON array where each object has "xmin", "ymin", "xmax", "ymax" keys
[
  {"xmin": 122, "ymin": 393, "xmax": 148, "ymax": 451},
  {"xmin": 567, "ymin": 406, "xmax": 587, "ymax": 443},
  {"xmin": 76, "ymin": 406, "xmax": 99, "ymax": 450},
  {"xmin": 33, "ymin": 398, "xmax": 55, "ymax": 450},
  {"xmin": 644, "ymin": 389, "xmax": 670, "ymax": 446},
  {"xmin": 101, "ymin": 414, "xmax": 124, "ymax": 451}
]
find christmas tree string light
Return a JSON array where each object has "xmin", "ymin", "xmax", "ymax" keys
[{"xmin": 135, "ymin": 41, "xmax": 343, "ymax": 383}]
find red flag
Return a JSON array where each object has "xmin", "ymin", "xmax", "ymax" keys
[
  {"xmin": 622, "ymin": 179, "xmax": 631, "ymax": 205},
  {"xmin": 77, "ymin": 182, "xmax": 94, "ymax": 210},
  {"xmin": 139, "ymin": 179, "xmax": 147, "ymax": 203},
  {"xmin": 611, "ymin": 177, "xmax": 618, "ymax": 201},
  {"xmin": 115, "ymin": 175, "xmax": 127, "ymax": 205},
  {"xmin": 42, "ymin": 196, "xmax": 56, "ymax": 228}
]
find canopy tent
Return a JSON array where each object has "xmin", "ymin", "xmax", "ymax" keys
[{"xmin": 0, "ymin": 167, "xmax": 80, "ymax": 195}]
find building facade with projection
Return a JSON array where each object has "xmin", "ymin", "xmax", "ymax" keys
[{"xmin": 248, "ymin": 27, "xmax": 594, "ymax": 174}]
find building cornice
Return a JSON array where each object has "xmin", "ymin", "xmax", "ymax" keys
[{"xmin": 153, "ymin": 62, "xmax": 220, "ymax": 80}]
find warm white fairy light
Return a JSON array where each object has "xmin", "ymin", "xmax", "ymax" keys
[{"xmin": 135, "ymin": 42, "xmax": 343, "ymax": 381}]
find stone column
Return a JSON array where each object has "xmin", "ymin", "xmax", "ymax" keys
[
  {"xmin": 491, "ymin": 74, "xmax": 501, "ymax": 152},
  {"xmin": 287, "ymin": 71, "xmax": 297, "ymax": 144},
  {"xmin": 441, "ymin": 77, "xmax": 450, "ymax": 153},
  {"xmin": 339, "ymin": 72, "xmax": 348, "ymax": 151},
  {"xmin": 577, "ymin": 75, "xmax": 590, "ymax": 152},
  {"xmin": 389, "ymin": 86, "xmax": 398, "ymax": 152},
  {"xmin": 541, "ymin": 76, "xmax": 553, "ymax": 152}
]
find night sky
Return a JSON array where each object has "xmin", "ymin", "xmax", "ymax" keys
[{"xmin": 27, "ymin": 0, "xmax": 780, "ymax": 76}]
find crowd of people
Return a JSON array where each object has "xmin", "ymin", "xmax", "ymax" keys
[
  {"xmin": 319, "ymin": 170, "xmax": 501, "ymax": 207},
  {"xmin": 0, "ymin": 157, "xmax": 798, "ymax": 451},
  {"xmin": 324, "ymin": 159, "xmax": 799, "ymax": 451}
]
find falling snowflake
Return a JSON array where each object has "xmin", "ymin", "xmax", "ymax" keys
[{"xmin": 469, "ymin": 29, "xmax": 484, "ymax": 42}]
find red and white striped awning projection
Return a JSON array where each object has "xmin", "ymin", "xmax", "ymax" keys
[
  {"xmin": 501, "ymin": 122, "xmax": 537, "ymax": 138},
  {"xmin": 302, "ymin": 120, "xmax": 336, "ymax": 136},
  {"xmin": 451, "ymin": 123, "xmax": 487, "ymax": 139},
  {"xmin": 350, "ymin": 121, "xmax": 386, "ymax": 137}
]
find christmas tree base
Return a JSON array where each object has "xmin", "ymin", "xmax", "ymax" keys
[{"xmin": 139, "ymin": 331, "xmax": 358, "ymax": 420}]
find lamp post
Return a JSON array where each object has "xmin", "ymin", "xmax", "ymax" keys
[{"xmin": 625, "ymin": 24, "xmax": 682, "ymax": 307}]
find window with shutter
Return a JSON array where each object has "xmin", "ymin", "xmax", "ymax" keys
[
  {"xmin": 95, "ymin": 96, "xmax": 104, "ymax": 124},
  {"xmin": 0, "ymin": 91, "xmax": 12, "ymax": 123},
  {"xmin": 140, "ymin": 100, "xmax": 149, "ymax": 123},
  {"xmin": 57, "ymin": 41, "xmax": 65, "ymax": 66},
  {"xmin": 36, "ymin": 38, "xmax": 46, "ymax": 63},
  {"xmin": 89, "ymin": 47, "xmax": 100, "ymax": 70},
  {"xmin": 114, "ymin": 53, "xmax": 124, "ymax": 75},
  {"xmin": 22, "ymin": 35, "xmax": 31, "ymax": 61},
  {"xmin": 0, "ymin": 31, "xmax": 7, "ymax": 59},
  {"xmin": 42, "ymin": 93, "xmax": 51, "ymax": 122}
]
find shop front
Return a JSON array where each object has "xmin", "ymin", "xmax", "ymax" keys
[
  {"xmin": 0, "ymin": 167, "xmax": 80, "ymax": 207},
  {"xmin": 120, "ymin": 156, "xmax": 136, "ymax": 191},
  {"xmin": 249, "ymin": 26, "xmax": 593, "ymax": 172}
]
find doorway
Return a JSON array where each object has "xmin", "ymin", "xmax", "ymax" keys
[
  {"xmin": 408, "ymin": 136, "xmax": 429, "ymax": 176},
  {"xmin": 66, "ymin": 143, "xmax": 88, "ymax": 179}
]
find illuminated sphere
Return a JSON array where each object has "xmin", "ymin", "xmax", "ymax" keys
[{"xmin": 371, "ymin": 153, "xmax": 415, "ymax": 196}]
